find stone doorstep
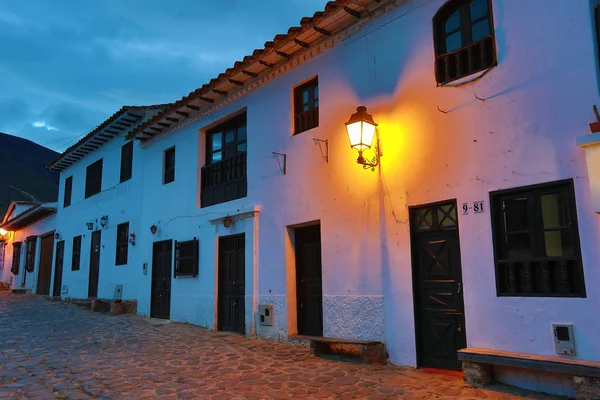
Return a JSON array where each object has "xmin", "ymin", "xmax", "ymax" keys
[
  {"xmin": 573, "ymin": 376, "xmax": 600, "ymax": 400},
  {"xmin": 310, "ymin": 338, "xmax": 386, "ymax": 365}
]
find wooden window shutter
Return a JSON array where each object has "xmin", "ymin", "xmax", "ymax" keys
[
  {"xmin": 11, "ymin": 242, "xmax": 21, "ymax": 275},
  {"xmin": 596, "ymin": 5, "xmax": 600, "ymax": 68},
  {"xmin": 24, "ymin": 236, "xmax": 37, "ymax": 273}
]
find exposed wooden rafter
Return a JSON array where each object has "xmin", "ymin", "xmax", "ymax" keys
[
  {"xmin": 229, "ymin": 79, "xmax": 244, "ymax": 86},
  {"xmin": 294, "ymin": 38, "xmax": 310, "ymax": 48},
  {"xmin": 343, "ymin": 6, "xmax": 361, "ymax": 18},
  {"xmin": 313, "ymin": 26, "xmax": 332, "ymax": 36},
  {"xmin": 212, "ymin": 89, "xmax": 228, "ymax": 96},
  {"xmin": 258, "ymin": 59, "xmax": 275, "ymax": 68},
  {"xmin": 241, "ymin": 69, "xmax": 258, "ymax": 78},
  {"xmin": 198, "ymin": 97, "xmax": 214, "ymax": 104}
]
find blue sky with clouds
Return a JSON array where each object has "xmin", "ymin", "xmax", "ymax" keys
[{"xmin": 0, "ymin": 0, "xmax": 325, "ymax": 152}]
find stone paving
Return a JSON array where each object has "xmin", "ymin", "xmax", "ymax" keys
[{"xmin": 0, "ymin": 292, "xmax": 565, "ymax": 400}]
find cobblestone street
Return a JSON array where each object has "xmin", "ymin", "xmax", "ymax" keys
[{"xmin": 0, "ymin": 292, "xmax": 564, "ymax": 400}]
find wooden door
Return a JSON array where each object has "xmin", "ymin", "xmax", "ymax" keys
[
  {"xmin": 295, "ymin": 224, "xmax": 323, "ymax": 337},
  {"xmin": 218, "ymin": 234, "xmax": 245, "ymax": 334},
  {"xmin": 37, "ymin": 234, "xmax": 54, "ymax": 295},
  {"xmin": 151, "ymin": 240, "xmax": 172, "ymax": 319},
  {"xmin": 410, "ymin": 201, "xmax": 466, "ymax": 370},
  {"xmin": 52, "ymin": 241, "xmax": 64, "ymax": 297},
  {"xmin": 88, "ymin": 231, "xmax": 101, "ymax": 298}
]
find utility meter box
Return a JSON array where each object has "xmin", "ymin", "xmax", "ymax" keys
[
  {"xmin": 553, "ymin": 324, "xmax": 576, "ymax": 356},
  {"xmin": 114, "ymin": 284, "xmax": 123, "ymax": 301},
  {"xmin": 259, "ymin": 304, "xmax": 274, "ymax": 326},
  {"xmin": 61, "ymin": 284, "xmax": 68, "ymax": 294}
]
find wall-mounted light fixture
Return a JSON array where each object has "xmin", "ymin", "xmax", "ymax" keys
[
  {"xmin": 100, "ymin": 215, "xmax": 108, "ymax": 228},
  {"xmin": 129, "ymin": 233, "xmax": 136, "ymax": 246},
  {"xmin": 345, "ymin": 106, "xmax": 380, "ymax": 170},
  {"xmin": 223, "ymin": 216, "xmax": 233, "ymax": 229},
  {"xmin": 150, "ymin": 224, "xmax": 158, "ymax": 235},
  {"xmin": 54, "ymin": 232, "xmax": 61, "ymax": 240},
  {"xmin": 0, "ymin": 228, "xmax": 8, "ymax": 241}
]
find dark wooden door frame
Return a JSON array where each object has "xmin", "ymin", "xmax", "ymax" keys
[
  {"xmin": 410, "ymin": 199, "xmax": 467, "ymax": 370},
  {"xmin": 36, "ymin": 232, "xmax": 55, "ymax": 295},
  {"xmin": 88, "ymin": 230, "xmax": 101, "ymax": 298},
  {"xmin": 52, "ymin": 240, "xmax": 65, "ymax": 297},
  {"xmin": 217, "ymin": 233, "xmax": 246, "ymax": 334},
  {"xmin": 150, "ymin": 239, "xmax": 172, "ymax": 319},
  {"xmin": 295, "ymin": 223, "xmax": 323, "ymax": 337}
]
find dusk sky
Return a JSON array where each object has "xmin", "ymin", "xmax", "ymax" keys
[{"xmin": 0, "ymin": 0, "xmax": 325, "ymax": 152}]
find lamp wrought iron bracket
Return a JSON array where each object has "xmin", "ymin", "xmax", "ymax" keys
[
  {"xmin": 272, "ymin": 152, "xmax": 287, "ymax": 175},
  {"xmin": 312, "ymin": 138, "xmax": 328, "ymax": 163},
  {"xmin": 358, "ymin": 135, "xmax": 381, "ymax": 172}
]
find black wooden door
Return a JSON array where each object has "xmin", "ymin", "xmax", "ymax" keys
[
  {"xmin": 411, "ymin": 201, "xmax": 466, "ymax": 370},
  {"xmin": 151, "ymin": 240, "xmax": 172, "ymax": 319},
  {"xmin": 52, "ymin": 240, "xmax": 64, "ymax": 297},
  {"xmin": 218, "ymin": 234, "xmax": 245, "ymax": 333},
  {"xmin": 296, "ymin": 224, "xmax": 323, "ymax": 337},
  {"xmin": 37, "ymin": 234, "xmax": 54, "ymax": 295},
  {"xmin": 88, "ymin": 231, "xmax": 101, "ymax": 298}
]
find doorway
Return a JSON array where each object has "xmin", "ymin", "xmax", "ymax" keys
[
  {"xmin": 37, "ymin": 233, "xmax": 54, "ymax": 295},
  {"xmin": 295, "ymin": 224, "xmax": 323, "ymax": 337},
  {"xmin": 151, "ymin": 240, "xmax": 172, "ymax": 319},
  {"xmin": 88, "ymin": 230, "xmax": 101, "ymax": 298},
  {"xmin": 218, "ymin": 234, "xmax": 245, "ymax": 334},
  {"xmin": 52, "ymin": 240, "xmax": 64, "ymax": 297},
  {"xmin": 410, "ymin": 200, "xmax": 466, "ymax": 370}
]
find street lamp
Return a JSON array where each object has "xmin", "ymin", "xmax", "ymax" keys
[{"xmin": 345, "ymin": 106, "xmax": 380, "ymax": 169}]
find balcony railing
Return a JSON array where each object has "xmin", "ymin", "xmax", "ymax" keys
[
  {"xmin": 201, "ymin": 153, "xmax": 247, "ymax": 208},
  {"xmin": 435, "ymin": 36, "xmax": 497, "ymax": 84}
]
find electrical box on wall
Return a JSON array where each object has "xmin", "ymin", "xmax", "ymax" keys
[
  {"xmin": 114, "ymin": 284, "xmax": 123, "ymax": 301},
  {"xmin": 259, "ymin": 304, "xmax": 274, "ymax": 326},
  {"xmin": 61, "ymin": 284, "xmax": 68, "ymax": 294},
  {"xmin": 553, "ymin": 324, "xmax": 576, "ymax": 356}
]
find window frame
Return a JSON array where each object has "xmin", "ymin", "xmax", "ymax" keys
[
  {"xmin": 115, "ymin": 222, "xmax": 129, "ymax": 266},
  {"xmin": 120, "ymin": 141, "xmax": 134, "ymax": 183},
  {"xmin": 293, "ymin": 77, "xmax": 319, "ymax": 135},
  {"xmin": 64, "ymin": 176, "xmax": 73, "ymax": 208},
  {"xmin": 24, "ymin": 236, "xmax": 37, "ymax": 273},
  {"xmin": 174, "ymin": 238, "xmax": 199, "ymax": 278},
  {"xmin": 489, "ymin": 179, "xmax": 586, "ymax": 298},
  {"xmin": 85, "ymin": 159, "xmax": 103, "ymax": 198},
  {"xmin": 432, "ymin": 0, "xmax": 497, "ymax": 84},
  {"xmin": 205, "ymin": 114, "xmax": 247, "ymax": 166},
  {"xmin": 11, "ymin": 242, "xmax": 22, "ymax": 275},
  {"xmin": 72, "ymin": 235, "xmax": 82, "ymax": 271},
  {"xmin": 163, "ymin": 147, "xmax": 176, "ymax": 184}
]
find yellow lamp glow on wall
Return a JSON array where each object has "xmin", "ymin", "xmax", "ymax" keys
[{"xmin": 345, "ymin": 106, "xmax": 380, "ymax": 169}]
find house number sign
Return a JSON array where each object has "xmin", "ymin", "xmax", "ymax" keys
[
  {"xmin": 86, "ymin": 222, "xmax": 95, "ymax": 230},
  {"xmin": 462, "ymin": 201, "xmax": 484, "ymax": 215}
]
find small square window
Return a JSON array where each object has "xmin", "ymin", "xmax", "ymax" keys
[
  {"xmin": 174, "ymin": 238, "xmax": 199, "ymax": 277},
  {"xmin": 293, "ymin": 77, "xmax": 319, "ymax": 135}
]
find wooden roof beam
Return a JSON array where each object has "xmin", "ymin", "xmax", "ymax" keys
[
  {"xmin": 343, "ymin": 6, "xmax": 361, "ymax": 18},
  {"xmin": 258, "ymin": 59, "xmax": 275, "ymax": 68},
  {"xmin": 176, "ymin": 111, "xmax": 189, "ymax": 117},
  {"xmin": 276, "ymin": 50, "xmax": 291, "ymax": 59},
  {"xmin": 212, "ymin": 89, "xmax": 228, "ymax": 96},
  {"xmin": 198, "ymin": 97, "xmax": 214, "ymax": 104},
  {"xmin": 313, "ymin": 26, "xmax": 332, "ymax": 36},
  {"xmin": 294, "ymin": 39, "xmax": 310, "ymax": 48},
  {"xmin": 229, "ymin": 79, "xmax": 244, "ymax": 86},
  {"xmin": 186, "ymin": 105, "xmax": 200, "ymax": 111},
  {"xmin": 166, "ymin": 117, "xmax": 179, "ymax": 123},
  {"xmin": 241, "ymin": 69, "xmax": 258, "ymax": 78}
]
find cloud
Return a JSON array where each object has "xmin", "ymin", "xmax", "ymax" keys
[{"xmin": 0, "ymin": 0, "xmax": 330, "ymax": 151}]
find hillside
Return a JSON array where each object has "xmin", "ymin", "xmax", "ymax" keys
[{"xmin": 0, "ymin": 132, "xmax": 59, "ymax": 217}]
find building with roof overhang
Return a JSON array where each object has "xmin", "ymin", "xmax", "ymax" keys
[
  {"xmin": 0, "ymin": 201, "xmax": 57, "ymax": 294},
  {"xmin": 44, "ymin": 0, "xmax": 600, "ymax": 396}
]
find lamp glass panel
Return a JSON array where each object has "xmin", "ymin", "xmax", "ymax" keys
[
  {"xmin": 346, "ymin": 121, "xmax": 366, "ymax": 150},
  {"xmin": 361, "ymin": 122, "xmax": 376, "ymax": 149}
]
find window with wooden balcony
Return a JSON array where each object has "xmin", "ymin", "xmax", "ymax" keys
[
  {"xmin": 85, "ymin": 159, "xmax": 103, "ymax": 198},
  {"xmin": 293, "ymin": 77, "xmax": 319, "ymax": 134},
  {"xmin": 201, "ymin": 114, "xmax": 247, "ymax": 208},
  {"xmin": 163, "ymin": 147, "xmax": 175, "ymax": 184},
  {"xmin": 433, "ymin": 0, "xmax": 496, "ymax": 84},
  {"xmin": 490, "ymin": 179, "xmax": 586, "ymax": 297},
  {"xmin": 72, "ymin": 235, "xmax": 81, "ymax": 271}
]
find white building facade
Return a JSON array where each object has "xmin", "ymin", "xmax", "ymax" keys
[
  {"xmin": 0, "ymin": 201, "xmax": 57, "ymax": 294},
  {"xmin": 47, "ymin": 0, "xmax": 600, "ymax": 396}
]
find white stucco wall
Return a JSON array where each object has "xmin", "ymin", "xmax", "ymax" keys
[
  {"xmin": 53, "ymin": 132, "xmax": 144, "ymax": 301},
  {"xmin": 130, "ymin": 0, "xmax": 600, "ymax": 369}
]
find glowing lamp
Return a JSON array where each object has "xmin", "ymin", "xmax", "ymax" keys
[
  {"xmin": 223, "ymin": 217, "xmax": 233, "ymax": 229},
  {"xmin": 345, "ymin": 106, "xmax": 380, "ymax": 168},
  {"xmin": 0, "ymin": 229, "xmax": 7, "ymax": 236}
]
